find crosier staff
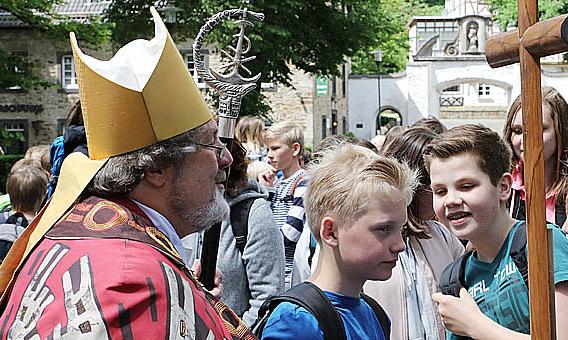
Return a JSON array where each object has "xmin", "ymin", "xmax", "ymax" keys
[{"xmin": 193, "ymin": 7, "xmax": 264, "ymax": 289}]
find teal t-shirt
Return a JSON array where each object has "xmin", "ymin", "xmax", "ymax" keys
[{"xmin": 447, "ymin": 221, "xmax": 568, "ymax": 339}]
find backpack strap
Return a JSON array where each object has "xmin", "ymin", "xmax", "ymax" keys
[
  {"xmin": 438, "ymin": 251, "xmax": 473, "ymax": 297},
  {"xmin": 253, "ymin": 282, "xmax": 347, "ymax": 340},
  {"xmin": 360, "ymin": 293, "xmax": 391, "ymax": 338},
  {"xmin": 509, "ymin": 221, "xmax": 529, "ymax": 289},
  {"xmin": 290, "ymin": 174, "xmax": 304, "ymax": 197},
  {"xmin": 282, "ymin": 174, "xmax": 305, "ymax": 202},
  {"xmin": 439, "ymin": 222, "xmax": 530, "ymax": 299},
  {"xmin": 555, "ymin": 199, "xmax": 567, "ymax": 228},
  {"xmin": 511, "ymin": 189, "xmax": 526, "ymax": 221},
  {"xmin": 0, "ymin": 212, "xmax": 9, "ymax": 225},
  {"xmin": 229, "ymin": 197, "xmax": 256, "ymax": 255}
]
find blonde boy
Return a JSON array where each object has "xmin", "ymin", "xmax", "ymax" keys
[
  {"xmin": 260, "ymin": 121, "xmax": 306, "ymax": 287},
  {"xmin": 425, "ymin": 124, "xmax": 568, "ymax": 339},
  {"xmin": 261, "ymin": 144, "xmax": 416, "ymax": 339}
]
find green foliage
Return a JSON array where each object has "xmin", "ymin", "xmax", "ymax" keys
[
  {"xmin": 106, "ymin": 0, "xmax": 383, "ymax": 116},
  {"xmin": 351, "ymin": 0, "xmax": 443, "ymax": 74},
  {"xmin": 486, "ymin": 0, "xmax": 566, "ymax": 30},
  {"xmin": 0, "ymin": 50, "xmax": 52, "ymax": 90},
  {"xmin": 0, "ymin": 129, "xmax": 25, "ymax": 155},
  {"xmin": 343, "ymin": 131, "xmax": 356, "ymax": 139},
  {"xmin": 0, "ymin": 155, "xmax": 23, "ymax": 194},
  {"xmin": 0, "ymin": 129, "xmax": 25, "ymax": 146}
]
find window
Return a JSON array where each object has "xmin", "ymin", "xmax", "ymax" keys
[
  {"xmin": 2, "ymin": 52, "xmax": 28, "ymax": 91},
  {"xmin": 0, "ymin": 119, "xmax": 28, "ymax": 155},
  {"xmin": 183, "ymin": 51, "xmax": 208, "ymax": 89},
  {"xmin": 331, "ymin": 110, "xmax": 338, "ymax": 135},
  {"xmin": 61, "ymin": 55, "xmax": 78, "ymax": 90},
  {"xmin": 57, "ymin": 118, "xmax": 66, "ymax": 135},
  {"xmin": 478, "ymin": 84, "xmax": 490, "ymax": 96},
  {"xmin": 321, "ymin": 115, "xmax": 327, "ymax": 139},
  {"xmin": 416, "ymin": 20, "xmax": 458, "ymax": 33},
  {"xmin": 331, "ymin": 77, "xmax": 337, "ymax": 97},
  {"xmin": 442, "ymin": 85, "xmax": 460, "ymax": 94},
  {"xmin": 260, "ymin": 82, "xmax": 277, "ymax": 91},
  {"xmin": 341, "ymin": 64, "xmax": 347, "ymax": 98}
]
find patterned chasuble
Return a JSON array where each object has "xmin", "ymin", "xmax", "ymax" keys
[{"xmin": 0, "ymin": 196, "xmax": 256, "ymax": 340}]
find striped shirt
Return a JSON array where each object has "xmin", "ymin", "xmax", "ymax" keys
[{"xmin": 269, "ymin": 169, "xmax": 307, "ymax": 287}]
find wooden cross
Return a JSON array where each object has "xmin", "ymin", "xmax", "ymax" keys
[{"xmin": 485, "ymin": 4, "xmax": 568, "ymax": 339}]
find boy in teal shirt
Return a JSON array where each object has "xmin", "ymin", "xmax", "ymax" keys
[{"xmin": 425, "ymin": 124, "xmax": 568, "ymax": 339}]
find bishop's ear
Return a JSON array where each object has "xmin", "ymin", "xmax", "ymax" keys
[{"xmin": 142, "ymin": 167, "xmax": 169, "ymax": 188}]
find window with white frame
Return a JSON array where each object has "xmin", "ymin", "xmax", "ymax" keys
[
  {"xmin": 442, "ymin": 85, "xmax": 461, "ymax": 94},
  {"xmin": 478, "ymin": 84, "xmax": 490, "ymax": 96},
  {"xmin": 183, "ymin": 52, "xmax": 207, "ymax": 89},
  {"xmin": 61, "ymin": 55, "xmax": 78, "ymax": 90}
]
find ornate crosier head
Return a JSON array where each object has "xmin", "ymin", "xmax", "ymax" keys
[{"xmin": 192, "ymin": 7, "xmax": 264, "ymax": 139}]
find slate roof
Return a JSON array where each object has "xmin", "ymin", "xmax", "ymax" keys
[
  {"xmin": 0, "ymin": 0, "xmax": 111, "ymax": 28},
  {"xmin": 0, "ymin": 10, "xmax": 29, "ymax": 28}
]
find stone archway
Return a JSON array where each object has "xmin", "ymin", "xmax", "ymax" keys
[{"xmin": 376, "ymin": 107, "xmax": 402, "ymax": 135}]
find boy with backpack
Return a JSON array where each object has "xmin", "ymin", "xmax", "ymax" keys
[
  {"xmin": 255, "ymin": 144, "xmax": 416, "ymax": 339},
  {"xmin": 0, "ymin": 164, "xmax": 48, "ymax": 262},
  {"xmin": 425, "ymin": 124, "xmax": 568, "ymax": 339},
  {"xmin": 260, "ymin": 121, "xmax": 307, "ymax": 288}
]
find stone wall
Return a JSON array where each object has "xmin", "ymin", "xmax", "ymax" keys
[
  {"xmin": 0, "ymin": 28, "xmax": 111, "ymax": 150},
  {"xmin": 0, "ymin": 29, "xmax": 324, "ymax": 151}
]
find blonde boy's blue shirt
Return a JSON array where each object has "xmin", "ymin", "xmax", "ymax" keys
[
  {"xmin": 447, "ymin": 221, "xmax": 568, "ymax": 339},
  {"xmin": 261, "ymin": 291, "xmax": 388, "ymax": 340}
]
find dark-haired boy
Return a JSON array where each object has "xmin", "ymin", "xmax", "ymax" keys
[
  {"xmin": 0, "ymin": 165, "xmax": 48, "ymax": 261},
  {"xmin": 425, "ymin": 124, "xmax": 568, "ymax": 339}
]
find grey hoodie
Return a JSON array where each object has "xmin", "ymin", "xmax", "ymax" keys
[{"xmin": 183, "ymin": 179, "xmax": 285, "ymax": 326}]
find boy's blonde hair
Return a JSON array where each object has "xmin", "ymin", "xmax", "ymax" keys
[
  {"xmin": 236, "ymin": 116, "xmax": 265, "ymax": 153},
  {"xmin": 264, "ymin": 121, "xmax": 304, "ymax": 153},
  {"xmin": 306, "ymin": 144, "xmax": 417, "ymax": 242}
]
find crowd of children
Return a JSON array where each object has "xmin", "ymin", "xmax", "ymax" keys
[{"xmin": 2, "ymin": 86, "xmax": 568, "ymax": 339}]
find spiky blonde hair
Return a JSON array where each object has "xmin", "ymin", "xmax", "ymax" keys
[{"xmin": 306, "ymin": 144, "xmax": 417, "ymax": 242}]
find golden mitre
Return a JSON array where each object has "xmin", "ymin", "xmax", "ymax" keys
[
  {"xmin": 0, "ymin": 7, "xmax": 212, "ymax": 294},
  {"xmin": 71, "ymin": 7, "xmax": 212, "ymax": 160}
]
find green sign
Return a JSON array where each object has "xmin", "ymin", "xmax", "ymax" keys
[{"xmin": 316, "ymin": 77, "xmax": 328, "ymax": 96}]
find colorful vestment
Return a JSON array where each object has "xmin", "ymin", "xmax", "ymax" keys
[{"xmin": 0, "ymin": 196, "xmax": 254, "ymax": 340}]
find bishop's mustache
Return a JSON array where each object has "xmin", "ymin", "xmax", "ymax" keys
[{"xmin": 214, "ymin": 170, "xmax": 227, "ymax": 183}]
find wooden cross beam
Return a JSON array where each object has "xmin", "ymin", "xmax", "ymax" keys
[{"xmin": 485, "ymin": 6, "xmax": 568, "ymax": 340}]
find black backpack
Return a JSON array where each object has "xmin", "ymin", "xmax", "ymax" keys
[
  {"xmin": 510, "ymin": 190, "xmax": 567, "ymax": 227},
  {"xmin": 229, "ymin": 197, "xmax": 257, "ymax": 255},
  {"xmin": 252, "ymin": 282, "xmax": 391, "ymax": 339},
  {"xmin": 232, "ymin": 176, "xmax": 305, "ymax": 255},
  {"xmin": 439, "ymin": 221, "xmax": 529, "ymax": 298}
]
